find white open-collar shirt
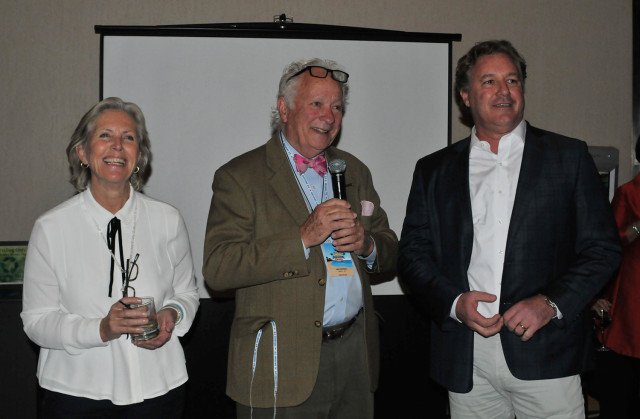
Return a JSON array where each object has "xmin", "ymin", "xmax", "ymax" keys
[{"xmin": 467, "ymin": 120, "xmax": 526, "ymax": 318}]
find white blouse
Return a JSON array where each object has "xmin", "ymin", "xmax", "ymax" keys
[{"xmin": 21, "ymin": 188, "xmax": 199, "ymax": 405}]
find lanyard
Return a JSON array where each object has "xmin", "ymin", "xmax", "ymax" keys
[{"xmin": 250, "ymin": 321, "xmax": 278, "ymax": 418}]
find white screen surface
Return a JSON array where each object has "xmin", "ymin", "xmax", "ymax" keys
[{"xmin": 102, "ymin": 34, "xmax": 452, "ymax": 296}]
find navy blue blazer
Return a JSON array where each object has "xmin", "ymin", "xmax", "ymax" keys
[{"xmin": 398, "ymin": 122, "xmax": 622, "ymax": 393}]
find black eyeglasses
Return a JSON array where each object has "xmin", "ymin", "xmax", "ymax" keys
[
  {"xmin": 287, "ymin": 66, "xmax": 349, "ymax": 83},
  {"xmin": 122, "ymin": 254, "xmax": 139, "ymax": 297}
]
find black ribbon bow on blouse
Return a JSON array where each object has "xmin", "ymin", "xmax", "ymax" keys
[{"xmin": 106, "ymin": 217, "xmax": 125, "ymax": 298}]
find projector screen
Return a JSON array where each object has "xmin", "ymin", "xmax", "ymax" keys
[{"xmin": 97, "ymin": 24, "xmax": 459, "ymax": 296}]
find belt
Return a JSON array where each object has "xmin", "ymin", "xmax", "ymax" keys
[{"xmin": 322, "ymin": 311, "xmax": 360, "ymax": 341}]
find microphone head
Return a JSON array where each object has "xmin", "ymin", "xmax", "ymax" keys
[{"xmin": 328, "ymin": 159, "xmax": 346, "ymax": 174}]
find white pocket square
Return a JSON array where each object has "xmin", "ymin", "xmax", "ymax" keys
[{"xmin": 361, "ymin": 200, "xmax": 374, "ymax": 216}]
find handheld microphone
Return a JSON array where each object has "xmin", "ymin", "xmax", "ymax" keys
[{"xmin": 328, "ymin": 159, "xmax": 347, "ymax": 200}]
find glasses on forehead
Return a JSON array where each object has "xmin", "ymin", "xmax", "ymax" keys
[{"xmin": 287, "ymin": 66, "xmax": 349, "ymax": 83}]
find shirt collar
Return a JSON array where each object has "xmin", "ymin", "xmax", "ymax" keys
[
  {"xmin": 470, "ymin": 119, "xmax": 527, "ymax": 149},
  {"xmin": 82, "ymin": 185, "xmax": 137, "ymax": 229},
  {"xmin": 279, "ymin": 131, "xmax": 298, "ymax": 165}
]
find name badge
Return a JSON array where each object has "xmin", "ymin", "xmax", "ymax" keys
[{"xmin": 321, "ymin": 241, "xmax": 355, "ymax": 277}]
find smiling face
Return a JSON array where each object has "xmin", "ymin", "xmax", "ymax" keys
[
  {"xmin": 76, "ymin": 110, "xmax": 141, "ymax": 194},
  {"xmin": 278, "ymin": 73, "xmax": 344, "ymax": 158},
  {"xmin": 460, "ymin": 53, "xmax": 525, "ymax": 142}
]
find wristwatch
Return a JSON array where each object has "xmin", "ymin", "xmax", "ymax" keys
[{"xmin": 545, "ymin": 296, "xmax": 559, "ymax": 319}]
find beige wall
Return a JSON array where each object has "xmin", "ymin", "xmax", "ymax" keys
[{"xmin": 0, "ymin": 0, "xmax": 633, "ymax": 240}]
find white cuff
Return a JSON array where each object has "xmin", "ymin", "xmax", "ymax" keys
[{"xmin": 161, "ymin": 303, "xmax": 184, "ymax": 325}]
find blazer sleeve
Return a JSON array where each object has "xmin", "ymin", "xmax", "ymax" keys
[
  {"xmin": 353, "ymin": 159, "xmax": 398, "ymax": 275},
  {"xmin": 398, "ymin": 158, "xmax": 469, "ymax": 326},
  {"xmin": 202, "ymin": 165, "xmax": 310, "ymax": 291},
  {"xmin": 542, "ymin": 142, "xmax": 622, "ymax": 323}
]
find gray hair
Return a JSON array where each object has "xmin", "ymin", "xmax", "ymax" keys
[
  {"xmin": 270, "ymin": 58, "xmax": 350, "ymax": 134},
  {"xmin": 66, "ymin": 97, "xmax": 152, "ymax": 192}
]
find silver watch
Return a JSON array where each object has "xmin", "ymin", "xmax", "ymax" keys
[{"xmin": 545, "ymin": 296, "xmax": 558, "ymax": 319}]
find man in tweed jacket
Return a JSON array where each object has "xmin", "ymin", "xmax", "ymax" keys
[{"xmin": 203, "ymin": 58, "xmax": 397, "ymax": 418}]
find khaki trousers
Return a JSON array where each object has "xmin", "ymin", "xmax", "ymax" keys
[{"xmin": 448, "ymin": 333, "xmax": 584, "ymax": 419}]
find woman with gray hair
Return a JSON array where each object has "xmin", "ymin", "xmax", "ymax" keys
[{"xmin": 21, "ymin": 97, "xmax": 199, "ymax": 417}]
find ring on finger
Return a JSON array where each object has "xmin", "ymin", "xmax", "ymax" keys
[{"xmin": 518, "ymin": 323, "xmax": 528, "ymax": 332}]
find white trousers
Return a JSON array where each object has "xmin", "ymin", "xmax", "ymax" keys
[{"xmin": 448, "ymin": 333, "xmax": 584, "ymax": 419}]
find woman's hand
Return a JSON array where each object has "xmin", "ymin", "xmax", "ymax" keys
[
  {"xmin": 99, "ymin": 297, "xmax": 148, "ymax": 342},
  {"xmin": 624, "ymin": 221, "xmax": 640, "ymax": 244},
  {"xmin": 591, "ymin": 298, "xmax": 612, "ymax": 314},
  {"xmin": 132, "ymin": 307, "xmax": 177, "ymax": 350}
]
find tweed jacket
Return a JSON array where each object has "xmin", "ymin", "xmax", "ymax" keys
[{"xmin": 203, "ymin": 134, "xmax": 398, "ymax": 407}]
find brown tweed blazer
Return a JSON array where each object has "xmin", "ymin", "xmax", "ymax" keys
[{"xmin": 203, "ymin": 134, "xmax": 398, "ymax": 407}]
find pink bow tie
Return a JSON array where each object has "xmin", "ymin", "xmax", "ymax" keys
[{"xmin": 294, "ymin": 154, "xmax": 327, "ymax": 176}]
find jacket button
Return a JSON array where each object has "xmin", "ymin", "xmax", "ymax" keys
[
  {"xmin": 315, "ymin": 321, "xmax": 322, "ymax": 328},
  {"xmin": 293, "ymin": 270, "xmax": 299, "ymax": 275},
  {"xmin": 318, "ymin": 278, "xmax": 326, "ymax": 286},
  {"xmin": 283, "ymin": 272, "xmax": 290, "ymax": 278}
]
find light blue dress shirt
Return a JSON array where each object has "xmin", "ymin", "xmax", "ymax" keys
[{"xmin": 280, "ymin": 133, "xmax": 376, "ymax": 326}]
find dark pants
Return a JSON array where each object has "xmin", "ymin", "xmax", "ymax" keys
[
  {"xmin": 39, "ymin": 384, "xmax": 186, "ymax": 419},
  {"xmin": 237, "ymin": 313, "xmax": 373, "ymax": 419},
  {"xmin": 589, "ymin": 350, "xmax": 640, "ymax": 419}
]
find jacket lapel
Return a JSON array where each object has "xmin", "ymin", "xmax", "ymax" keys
[
  {"xmin": 507, "ymin": 122, "xmax": 545, "ymax": 243},
  {"xmin": 323, "ymin": 147, "xmax": 362, "ymax": 216},
  {"xmin": 450, "ymin": 139, "xmax": 474, "ymax": 269},
  {"xmin": 265, "ymin": 135, "xmax": 311, "ymax": 227}
]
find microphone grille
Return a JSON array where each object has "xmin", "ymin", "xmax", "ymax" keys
[{"xmin": 328, "ymin": 158, "xmax": 346, "ymax": 174}]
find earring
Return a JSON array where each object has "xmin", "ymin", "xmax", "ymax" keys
[
  {"xmin": 133, "ymin": 166, "xmax": 140, "ymax": 174},
  {"xmin": 80, "ymin": 162, "xmax": 89, "ymax": 168}
]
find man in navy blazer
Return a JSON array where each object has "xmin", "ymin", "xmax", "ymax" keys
[{"xmin": 398, "ymin": 40, "xmax": 621, "ymax": 418}]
